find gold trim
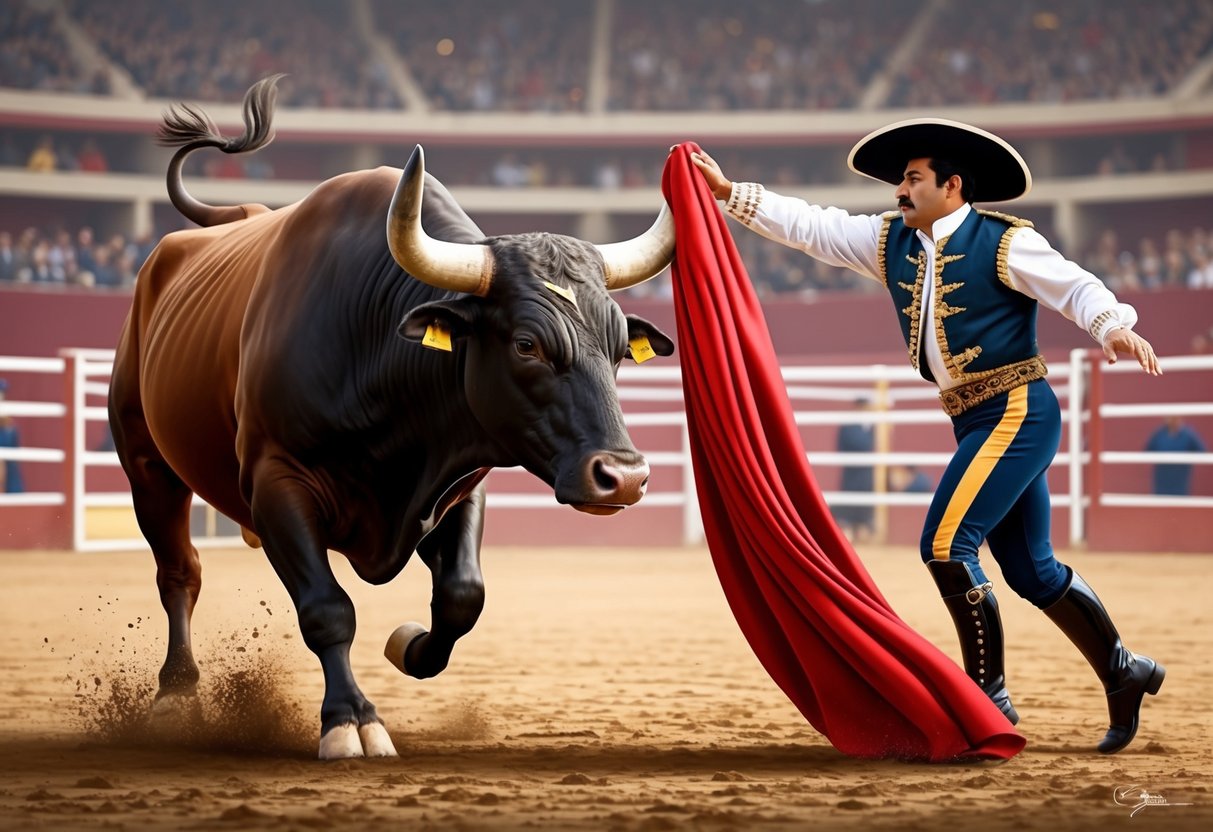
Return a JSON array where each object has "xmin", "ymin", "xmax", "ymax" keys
[
  {"xmin": 975, "ymin": 209, "xmax": 1033, "ymax": 229},
  {"xmin": 904, "ymin": 251, "xmax": 927, "ymax": 370},
  {"xmin": 977, "ymin": 210, "xmax": 1033, "ymax": 289},
  {"xmin": 939, "ymin": 355, "xmax": 1048, "ymax": 416},
  {"xmin": 933, "ymin": 385, "xmax": 1030, "ymax": 557},
  {"xmin": 876, "ymin": 212, "xmax": 897, "ymax": 288},
  {"xmin": 931, "ymin": 237, "xmax": 977, "ymax": 377}
]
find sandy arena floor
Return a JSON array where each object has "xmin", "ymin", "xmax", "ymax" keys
[{"xmin": 0, "ymin": 543, "xmax": 1209, "ymax": 831}]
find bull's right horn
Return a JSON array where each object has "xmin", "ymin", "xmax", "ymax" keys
[
  {"xmin": 387, "ymin": 145, "xmax": 495, "ymax": 296},
  {"xmin": 595, "ymin": 202, "xmax": 676, "ymax": 291}
]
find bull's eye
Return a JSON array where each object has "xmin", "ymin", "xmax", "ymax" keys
[{"xmin": 514, "ymin": 336, "xmax": 538, "ymax": 357}]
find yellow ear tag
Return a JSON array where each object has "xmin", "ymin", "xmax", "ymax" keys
[
  {"xmin": 543, "ymin": 281, "xmax": 578, "ymax": 308},
  {"xmin": 629, "ymin": 333, "xmax": 656, "ymax": 364},
  {"xmin": 422, "ymin": 321, "xmax": 453, "ymax": 352}
]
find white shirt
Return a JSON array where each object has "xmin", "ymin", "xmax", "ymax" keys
[{"xmin": 725, "ymin": 185, "xmax": 1137, "ymax": 390}]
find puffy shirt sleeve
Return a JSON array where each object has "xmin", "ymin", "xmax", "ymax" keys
[
  {"xmin": 1004, "ymin": 226, "xmax": 1138, "ymax": 345},
  {"xmin": 724, "ymin": 183, "xmax": 885, "ymax": 282}
]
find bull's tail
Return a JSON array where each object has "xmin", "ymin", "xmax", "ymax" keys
[{"xmin": 157, "ymin": 74, "xmax": 284, "ymax": 227}]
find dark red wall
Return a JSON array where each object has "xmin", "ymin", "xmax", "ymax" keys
[{"xmin": 2, "ymin": 284, "xmax": 1209, "ymax": 551}]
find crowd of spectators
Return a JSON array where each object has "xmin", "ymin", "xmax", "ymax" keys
[
  {"xmin": 0, "ymin": 3, "xmax": 108, "ymax": 94},
  {"xmin": 377, "ymin": 0, "xmax": 592, "ymax": 112},
  {"xmin": 66, "ymin": 0, "xmax": 400, "ymax": 109},
  {"xmin": 0, "ymin": 225, "xmax": 153, "ymax": 290},
  {"xmin": 607, "ymin": 0, "xmax": 916, "ymax": 111},
  {"xmin": 886, "ymin": 0, "xmax": 1213, "ymax": 106},
  {"xmin": 7, "ymin": 215, "xmax": 1212, "ymax": 301},
  {"xmin": 4, "ymin": 0, "xmax": 1212, "ymax": 111},
  {"xmin": 1083, "ymin": 226, "xmax": 1213, "ymax": 292}
]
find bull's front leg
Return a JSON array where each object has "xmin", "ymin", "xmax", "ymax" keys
[
  {"xmin": 386, "ymin": 488, "xmax": 486, "ymax": 679},
  {"xmin": 251, "ymin": 466, "xmax": 397, "ymax": 760}
]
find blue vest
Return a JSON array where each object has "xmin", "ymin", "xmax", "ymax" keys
[{"xmin": 878, "ymin": 208, "xmax": 1039, "ymax": 384}]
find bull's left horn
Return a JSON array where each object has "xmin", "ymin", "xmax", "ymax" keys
[
  {"xmin": 595, "ymin": 203, "xmax": 675, "ymax": 291},
  {"xmin": 387, "ymin": 145, "xmax": 495, "ymax": 296}
]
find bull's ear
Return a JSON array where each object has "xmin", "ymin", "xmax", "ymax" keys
[
  {"xmin": 625, "ymin": 314, "xmax": 675, "ymax": 361},
  {"xmin": 399, "ymin": 298, "xmax": 479, "ymax": 349}
]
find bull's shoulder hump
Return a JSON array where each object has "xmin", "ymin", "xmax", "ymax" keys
[{"xmin": 306, "ymin": 167, "xmax": 401, "ymax": 202}]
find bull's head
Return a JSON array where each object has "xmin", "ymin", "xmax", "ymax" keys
[{"xmin": 388, "ymin": 146, "xmax": 675, "ymax": 514}]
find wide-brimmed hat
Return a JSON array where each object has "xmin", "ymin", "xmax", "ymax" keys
[{"xmin": 847, "ymin": 118, "xmax": 1032, "ymax": 203}]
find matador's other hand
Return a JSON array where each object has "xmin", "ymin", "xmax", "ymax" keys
[
  {"xmin": 1103, "ymin": 328, "xmax": 1162, "ymax": 375},
  {"xmin": 689, "ymin": 150, "xmax": 734, "ymax": 202}
]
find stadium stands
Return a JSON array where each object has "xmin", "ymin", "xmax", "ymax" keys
[{"xmin": 1, "ymin": 0, "xmax": 1211, "ymax": 298}]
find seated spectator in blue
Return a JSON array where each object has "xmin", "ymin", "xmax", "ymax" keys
[
  {"xmin": 0, "ymin": 379, "xmax": 26, "ymax": 493},
  {"xmin": 890, "ymin": 464, "xmax": 933, "ymax": 493},
  {"xmin": 834, "ymin": 398, "xmax": 876, "ymax": 541},
  {"xmin": 1145, "ymin": 416, "xmax": 1206, "ymax": 495}
]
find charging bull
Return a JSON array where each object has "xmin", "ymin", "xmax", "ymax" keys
[{"xmin": 108, "ymin": 76, "xmax": 675, "ymax": 759}]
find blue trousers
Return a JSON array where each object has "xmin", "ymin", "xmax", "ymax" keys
[{"xmin": 919, "ymin": 380, "xmax": 1070, "ymax": 608}]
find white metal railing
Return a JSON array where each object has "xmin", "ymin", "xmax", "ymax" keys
[{"xmin": 2, "ymin": 349, "xmax": 1210, "ymax": 550}]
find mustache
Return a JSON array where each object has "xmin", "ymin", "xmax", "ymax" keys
[{"xmin": 898, "ymin": 197, "xmax": 914, "ymax": 208}]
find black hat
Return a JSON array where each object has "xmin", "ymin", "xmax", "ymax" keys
[{"xmin": 847, "ymin": 118, "xmax": 1032, "ymax": 203}]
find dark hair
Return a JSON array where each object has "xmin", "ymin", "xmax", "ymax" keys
[{"xmin": 927, "ymin": 158, "xmax": 976, "ymax": 203}]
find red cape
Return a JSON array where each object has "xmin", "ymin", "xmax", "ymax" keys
[{"xmin": 660, "ymin": 143, "xmax": 1024, "ymax": 762}]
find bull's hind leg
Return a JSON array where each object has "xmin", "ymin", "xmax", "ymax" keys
[
  {"xmin": 110, "ymin": 417, "xmax": 203, "ymax": 709},
  {"xmin": 386, "ymin": 489, "xmax": 486, "ymax": 680},
  {"xmin": 250, "ymin": 468, "xmax": 396, "ymax": 760}
]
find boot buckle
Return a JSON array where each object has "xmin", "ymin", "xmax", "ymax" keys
[{"xmin": 966, "ymin": 582, "xmax": 993, "ymax": 604}]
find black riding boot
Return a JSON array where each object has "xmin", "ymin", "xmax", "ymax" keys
[
  {"xmin": 928, "ymin": 559, "xmax": 1019, "ymax": 725},
  {"xmin": 1043, "ymin": 571, "xmax": 1165, "ymax": 754}
]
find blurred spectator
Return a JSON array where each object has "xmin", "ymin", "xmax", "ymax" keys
[
  {"xmin": 0, "ymin": 231, "xmax": 17, "ymax": 282},
  {"xmin": 833, "ymin": 398, "xmax": 876, "ymax": 542},
  {"xmin": 26, "ymin": 136, "xmax": 58, "ymax": 172},
  {"xmin": 16, "ymin": 240, "xmax": 63, "ymax": 284},
  {"xmin": 47, "ymin": 229, "xmax": 79, "ymax": 285},
  {"xmin": 1145, "ymin": 416, "xmax": 1207, "ymax": 496},
  {"xmin": 0, "ymin": 379, "xmax": 26, "ymax": 494},
  {"xmin": 74, "ymin": 139, "xmax": 109, "ymax": 173},
  {"xmin": 490, "ymin": 154, "xmax": 532, "ymax": 188},
  {"xmin": 890, "ymin": 464, "xmax": 933, "ymax": 493},
  {"xmin": 74, "ymin": 226, "xmax": 97, "ymax": 278},
  {"xmin": 1186, "ymin": 247, "xmax": 1213, "ymax": 289}
]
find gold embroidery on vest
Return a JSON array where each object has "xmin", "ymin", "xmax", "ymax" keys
[
  {"xmin": 930, "ymin": 239, "xmax": 980, "ymax": 379},
  {"xmin": 903, "ymin": 250, "xmax": 927, "ymax": 370},
  {"xmin": 937, "ymin": 279, "xmax": 966, "ymax": 318},
  {"xmin": 977, "ymin": 209, "xmax": 1033, "ymax": 289},
  {"xmin": 876, "ymin": 212, "xmax": 897, "ymax": 288}
]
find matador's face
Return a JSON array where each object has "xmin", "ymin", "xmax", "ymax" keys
[{"xmin": 894, "ymin": 157, "xmax": 961, "ymax": 234}]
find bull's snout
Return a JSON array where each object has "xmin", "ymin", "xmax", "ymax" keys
[{"xmin": 571, "ymin": 452, "xmax": 650, "ymax": 515}]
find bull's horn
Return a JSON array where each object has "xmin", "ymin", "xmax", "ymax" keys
[
  {"xmin": 387, "ymin": 145, "xmax": 495, "ymax": 296},
  {"xmin": 595, "ymin": 203, "xmax": 676, "ymax": 291}
]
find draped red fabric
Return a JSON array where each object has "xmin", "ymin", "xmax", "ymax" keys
[{"xmin": 659, "ymin": 143, "xmax": 1025, "ymax": 762}]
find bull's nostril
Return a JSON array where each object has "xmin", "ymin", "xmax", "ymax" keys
[{"xmin": 592, "ymin": 459, "xmax": 620, "ymax": 493}]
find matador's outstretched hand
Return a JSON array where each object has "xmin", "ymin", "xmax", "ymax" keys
[{"xmin": 1104, "ymin": 328, "xmax": 1161, "ymax": 375}]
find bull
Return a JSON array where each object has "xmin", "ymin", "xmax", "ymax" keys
[{"xmin": 108, "ymin": 76, "xmax": 676, "ymax": 759}]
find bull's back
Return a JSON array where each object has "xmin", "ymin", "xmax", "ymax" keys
[{"xmin": 113, "ymin": 205, "xmax": 285, "ymax": 522}]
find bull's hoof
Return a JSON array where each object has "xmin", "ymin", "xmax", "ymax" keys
[
  {"xmin": 384, "ymin": 622, "xmax": 428, "ymax": 677},
  {"xmin": 318, "ymin": 722, "xmax": 399, "ymax": 760},
  {"xmin": 359, "ymin": 722, "xmax": 398, "ymax": 757},
  {"xmin": 319, "ymin": 723, "xmax": 364, "ymax": 760},
  {"xmin": 148, "ymin": 691, "xmax": 202, "ymax": 734}
]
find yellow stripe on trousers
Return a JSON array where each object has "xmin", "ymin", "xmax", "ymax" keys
[{"xmin": 932, "ymin": 384, "xmax": 1030, "ymax": 561}]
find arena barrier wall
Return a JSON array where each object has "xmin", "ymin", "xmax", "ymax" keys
[{"xmin": 2, "ymin": 349, "xmax": 1209, "ymax": 553}]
